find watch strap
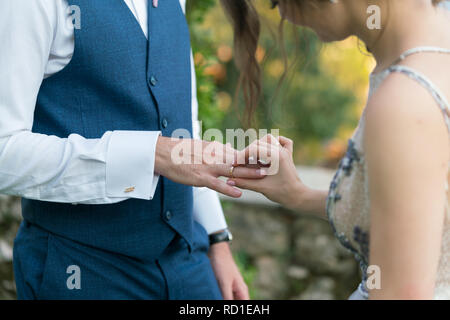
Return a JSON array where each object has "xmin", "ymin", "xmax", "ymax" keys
[{"xmin": 209, "ymin": 229, "xmax": 233, "ymax": 245}]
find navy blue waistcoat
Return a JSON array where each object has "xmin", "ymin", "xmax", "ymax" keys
[{"xmin": 21, "ymin": 0, "xmax": 194, "ymax": 261}]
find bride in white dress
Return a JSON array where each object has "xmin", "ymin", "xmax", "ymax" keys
[{"xmin": 221, "ymin": 0, "xmax": 450, "ymax": 299}]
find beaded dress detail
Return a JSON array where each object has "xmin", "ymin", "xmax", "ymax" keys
[{"xmin": 326, "ymin": 47, "xmax": 450, "ymax": 299}]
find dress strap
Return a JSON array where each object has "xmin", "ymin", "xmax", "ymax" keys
[
  {"xmin": 394, "ymin": 46, "xmax": 450, "ymax": 65},
  {"xmin": 387, "ymin": 65, "xmax": 450, "ymax": 132}
]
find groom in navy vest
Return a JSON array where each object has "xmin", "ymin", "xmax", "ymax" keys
[{"xmin": 3, "ymin": 0, "xmax": 249, "ymax": 299}]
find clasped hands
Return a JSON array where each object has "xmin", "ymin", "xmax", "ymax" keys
[{"xmin": 155, "ymin": 134, "xmax": 304, "ymax": 207}]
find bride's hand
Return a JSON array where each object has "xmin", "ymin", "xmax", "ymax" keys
[{"xmin": 227, "ymin": 135, "xmax": 309, "ymax": 210}]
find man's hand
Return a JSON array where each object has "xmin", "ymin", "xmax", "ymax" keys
[
  {"xmin": 155, "ymin": 136, "xmax": 265, "ymax": 198},
  {"xmin": 208, "ymin": 242, "xmax": 249, "ymax": 300}
]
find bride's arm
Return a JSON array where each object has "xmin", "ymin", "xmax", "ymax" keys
[
  {"xmin": 364, "ymin": 75, "xmax": 448, "ymax": 300},
  {"xmin": 294, "ymin": 188, "xmax": 329, "ymax": 218}
]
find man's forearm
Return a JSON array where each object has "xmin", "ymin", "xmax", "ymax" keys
[{"xmin": 0, "ymin": 130, "xmax": 160, "ymax": 204}]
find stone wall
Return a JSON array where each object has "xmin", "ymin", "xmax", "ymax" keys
[
  {"xmin": 0, "ymin": 167, "xmax": 361, "ymax": 300},
  {"xmin": 222, "ymin": 201, "xmax": 360, "ymax": 299},
  {"xmin": 0, "ymin": 195, "xmax": 20, "ymax": 299}
]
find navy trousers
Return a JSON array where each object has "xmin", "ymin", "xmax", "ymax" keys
[{"xmin": 13, "ymin": 221, "xmax": 222, "ymax": 300}]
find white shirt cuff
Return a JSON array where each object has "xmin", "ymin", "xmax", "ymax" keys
[
  {"xmin": 193, "ymin": 187, "xmax": 228, "ymax": 234},
  {"xmin": 106, "ymin": 130, "xmax": 160, "ymax": 200}
]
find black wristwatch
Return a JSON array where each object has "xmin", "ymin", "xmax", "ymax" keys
[{"xmin": 209, "ymin": 229, "xmax": 233, "ymax": 245}]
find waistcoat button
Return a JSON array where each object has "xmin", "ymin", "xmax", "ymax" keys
[
  {"xmin": 149, "ymin": 76, "xmax": 157, "ymax": 86},
  {"xmin": 161, "ymin": 118, "xmax": 168, "ymax": 128},
  {"xmin": 164, "ymin": 210, "xmax": 172, "ymax": 221}
]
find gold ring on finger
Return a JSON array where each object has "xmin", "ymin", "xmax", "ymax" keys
[{"xmin": 229, "ymin": 166, "xmax": 235, "ymax": 178}]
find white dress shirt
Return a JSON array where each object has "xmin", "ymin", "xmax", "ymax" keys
[{"xmin": 0, "ymin": 0, "xmax": 227, "ymax": 234}]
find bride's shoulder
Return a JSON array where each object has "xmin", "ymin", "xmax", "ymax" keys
[
  {"xmin": 366, "ymin": 67, "xmax": 448, "ymax": 127},
  {"xmin": 364, "ymin": 70, "xmax": 448, "ymax": 157}
]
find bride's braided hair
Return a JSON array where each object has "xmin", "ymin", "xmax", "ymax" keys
[{"xmin": 220, "ymin": 0, "xmax": 446, "ymax": 122}]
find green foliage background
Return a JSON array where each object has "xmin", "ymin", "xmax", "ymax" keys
[{"xmin": 187, "ymin": 0, "xmax": 373, "ymax": 167}]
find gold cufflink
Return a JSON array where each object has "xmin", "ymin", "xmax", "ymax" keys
[{"xmin": 124, "ymin": 187, "xmax": 135, "ymax": 193}]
